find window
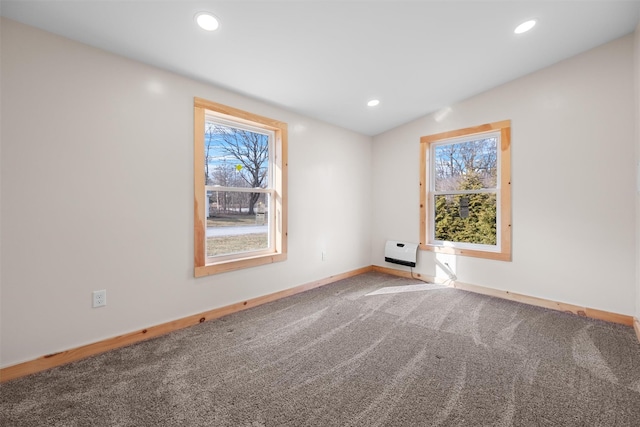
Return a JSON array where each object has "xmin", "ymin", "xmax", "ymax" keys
[
  {"xmin": 420, "ymin": 120, "xmax": 511, "ymax": 261},
  {"xmin": 194, "ymin": 98, "xmax": 287, "ymax": 276}
]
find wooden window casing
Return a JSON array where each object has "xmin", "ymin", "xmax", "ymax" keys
[
  {"xmin": 420, "ymin": 120, "xmax": 511, "ymax": 261},
  {"xmin": 194, "ymin": 98, "xmax": 287, "ymax": 277}
]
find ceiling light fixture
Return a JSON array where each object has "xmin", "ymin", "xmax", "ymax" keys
[
  {"xmin": 367, "ymin": 99, "xmax": 380, "ymax": 107},
  {"xmin": 514, "ymin": 19, "xmax": 536, "ymax": 34},
  {"xmin": 195, "ymin": 12, "xmax": 220, "ymax": 31}
]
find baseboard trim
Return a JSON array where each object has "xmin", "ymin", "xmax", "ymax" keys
[
  {"xmin": 372, "ymin": 265, "xmax": 634, "ymax": 327},
  {"xmin": 0, "ymin": 265, "xmax": 373, "ymax": 383},
  {"xmin": 634, "ymin": 318, "xmax": 640, "ymax": 344}
]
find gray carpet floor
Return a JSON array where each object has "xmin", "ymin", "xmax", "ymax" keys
[{"xmin": 2, "ymin": 272, "xmax": 640, "ymax": 426}]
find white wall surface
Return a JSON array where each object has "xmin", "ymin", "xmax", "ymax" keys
[
  {"xmin": 372, "ymin": 35, "xmax": 637, "ymax": 316},
  {"xmin": 0, "ymin": 19, "xmax": 372, "ymax": 368},
  {"xmin": 636, "ymin": 22, "xmax": 640, "ymax": 321}
]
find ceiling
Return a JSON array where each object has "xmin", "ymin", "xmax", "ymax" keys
[{"xmin": 2, "ymin": 1, "xmax": 639, "ymax": 136}]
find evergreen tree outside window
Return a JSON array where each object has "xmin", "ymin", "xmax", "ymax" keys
[{"xmin": 420, "ymin": 121, "xmax": 511, "ymax": 261}]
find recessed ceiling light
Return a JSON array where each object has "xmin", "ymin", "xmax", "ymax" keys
[
  {"xmin": 514, "ymin": 19, "xmax": 536, "ymax": 34},
  {"xmin": 367, "ymin": 99, "xmax": 380, "ymax": 107},
  {"xmin": 195, "ymin": 12, "xmax": 219, "ymax": 31}
]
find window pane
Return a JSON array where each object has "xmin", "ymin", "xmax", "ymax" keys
[
  {"xmin": 205, "ymin": 121, "xmax": 270, "ymax": 189},
  {"xmin": 434, "ymin": 193, "xmax": 496, "ymax": 245},
  {"xmin": 434, "ymin": 137, "xmax": 497, "ymax": 191},
  {"xmin": 206, "ymin": 192, "xmax": 270, "ymax": 257}
]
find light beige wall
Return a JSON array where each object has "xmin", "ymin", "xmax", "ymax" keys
[
  {"xmin": 636, "ymin": 21, "xmax": 640, "ymax": 321},
  {"xmin": 372, "ymin": 35, "xmax": 636, "ymax": 315},
  {"xmin": 0, "ymin": 17, "xmax": 3, "ymax": 360},
  {"xmin": 0, "ymin": 19, "xmax": 373, "ymax": 368}
]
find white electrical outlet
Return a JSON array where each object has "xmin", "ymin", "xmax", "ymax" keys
[
  {"xmin": 322, "ymin": 250, "xmax": 327, "ymax": 261},
  {"xmin": 92, "ymin": 290, "xmax": 106, "ymax": 308}
]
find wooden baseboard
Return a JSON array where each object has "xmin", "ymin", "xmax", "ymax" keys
[
  {"xmin": 634, "ymin": 318, "xmax": 640, "ymax": 344},
  {"xmin": 0, "ymin": 265, "xmax": 372, "ymax": 383},
  {"xmin": 372, "ymin": 265, "xmax": 424, "ymax": 280},
  {"xmin": 373, "ymin": 265, "xmax": 634, "ymax": 327}
]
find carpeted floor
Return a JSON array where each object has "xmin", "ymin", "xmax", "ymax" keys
[{"xmin": 2, "ymin": 272, "xmax": 640, "ymax": 426}]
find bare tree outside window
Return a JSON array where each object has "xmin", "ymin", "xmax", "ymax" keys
[
  {"xmin": 204, "ymin": 120, "xmax": 272, "ymax": 257},
  {"xmin": 207, "ymin": 124, "xmax": 269, "ymax": 215}
]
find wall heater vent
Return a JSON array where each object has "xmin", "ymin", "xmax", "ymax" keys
[{"xmin": 384, "ymin": 240, "xmax": 418, "ymax": 267}]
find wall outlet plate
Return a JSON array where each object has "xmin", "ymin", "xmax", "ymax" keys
[{"xmin": 92, "ymin": 290, "xmax": 106, "ymax": 308}]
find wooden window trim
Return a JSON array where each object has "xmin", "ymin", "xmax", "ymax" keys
[
  {"xmin": 194, "ymin": 97, "xmax": 288, "ymax": 277},
  {"xmin": 419, "ymin": 120, "xmax": 511, "ymax": 261}
]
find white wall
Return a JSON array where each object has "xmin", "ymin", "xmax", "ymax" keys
[
  {"xmin": 373, "ymin": 35, "xmax": 637, "ymax": 316},
  {"xmin": 636, "ymin": 21, "xmax": 640, "ymax": 321},
  {"xmin": 0, "ymin": 19, "xmax": 372, "ymax": 368}
]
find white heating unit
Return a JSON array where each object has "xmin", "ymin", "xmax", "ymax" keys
[{"xmin": 384, "ymin": 241, "xmax": 418, "ymax": 267}]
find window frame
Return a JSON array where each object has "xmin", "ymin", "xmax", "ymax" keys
[
  {"xmin": 194, "ymin": 97, "xmax": 287, "ymax": 277},
  {"xmin": 420, "ymin": 120, "xmax": 511, "ymax": 261},
  {"xmin": 204, "ymin": 116, "xmax": 275, "ymax": 261}
]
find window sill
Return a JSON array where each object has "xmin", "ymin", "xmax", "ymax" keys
[
  {"xmin": 195, "ymin": 252, "xmax": 287, "ymax": 277},
  {"xmin": 419, "ymin": 243, "xmax": 511, "ymax": 262}
]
